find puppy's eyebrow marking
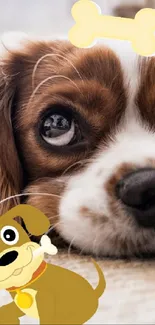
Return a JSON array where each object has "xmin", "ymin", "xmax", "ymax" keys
[
  {"xmin": 32, "ymin": 53, "xmax": 83, "ymax": 89},
  {"xmin": 29, "ymin": 74, "xmax": 82, "ymax": 105}
]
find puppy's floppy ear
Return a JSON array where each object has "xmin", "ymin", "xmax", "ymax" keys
[
  {"xmin": 0, "ymin": 52, "xmax": 23, "ymax": 215},
  {"xmin": 3, "ymin": 204, "xmax": 50, "ymax": 236}
]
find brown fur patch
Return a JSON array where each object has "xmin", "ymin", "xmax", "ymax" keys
[
  {"xmin": 0, "ymin": 40, "xmax": 126, "ymax": 214},
  {"xmin": 24, "ymin": 177, "xmax": 66, "ymax": 245},
  {"xmin": 79, "ymin": 206, "xmax": 108, "ymax": 224},
  {"xmin": 137, "ymin": 57, "xmax": 155, "ymax": 129},
  {"xmin": 105, "ymin": 163, "xmax": 137, "ymax": 219},
  {"xmin": 24, "ymin": 177, "xmax": 65, "ymax": 224}
]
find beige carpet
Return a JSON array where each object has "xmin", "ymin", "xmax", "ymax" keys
[
  {"xmin": 47, "ymin": 253, "xmax": 155, "ymax": 324},
  {"xmin": 1, "ymin": 252, "xmax": 155, "ymax": 324}
]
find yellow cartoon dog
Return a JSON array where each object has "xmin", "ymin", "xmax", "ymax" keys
[{"xmin": 0, "ymin": 204, "xmax": 106, "ymax": 324}]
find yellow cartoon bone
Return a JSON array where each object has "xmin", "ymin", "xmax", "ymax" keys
[{"xmin": 68, "ymin": 0, "xmax": 155, "ymax": 56}]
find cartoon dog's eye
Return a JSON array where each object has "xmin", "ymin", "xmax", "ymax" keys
[{"xmin": 1, "ymin": 226, "xmax": 19, "ymax": 245}]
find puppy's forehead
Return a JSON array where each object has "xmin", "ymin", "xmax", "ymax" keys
[
  {"xmin": 94, "ymin": 40, "xmax": 155, "ymax": 125},
  {"xmin": 66, "ymin": 43, "xmax": 123, "ymax": 87},
  {"xmin": 19, "ymin": 40, "xmax": 125, "ymax": 89},
  {"xmin": 17, "ymin": 41, "xmax": 128, "ymax": 122},
  {"xmin": 15, "ymin": 40, "xmax": 155, "ymax": 128}
]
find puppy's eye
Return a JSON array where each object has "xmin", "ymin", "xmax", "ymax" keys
[
  {"xmin": 1, "ymin": 226, "xmax": 19, "ymax": 246},
  {"xmin": 41, "ymin": 110, "xmax": 82, "ymax": 146}
]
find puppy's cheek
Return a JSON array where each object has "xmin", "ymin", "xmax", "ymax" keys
[
  {"xmin": 58, "ymin": 187, "xmax": 105, "ymax": 254},
  {"xmin": 23, "ymin": 178, "xmax": 67, "ymax": 244}
]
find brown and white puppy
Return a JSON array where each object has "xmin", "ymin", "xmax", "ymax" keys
[{"xmin": 0, "ymin": 35, "xmax": 155, "ymax": 258}]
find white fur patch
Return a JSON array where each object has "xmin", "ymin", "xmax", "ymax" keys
[{"xmin": 59, "ymin": 40, "xmax": 155, "ymax": 257}]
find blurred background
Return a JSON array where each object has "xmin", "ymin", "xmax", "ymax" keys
[{"xmin": 0, "ymin": 0, "xmax": 154, "ymax": 39}]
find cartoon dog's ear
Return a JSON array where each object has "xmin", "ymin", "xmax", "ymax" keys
[{"xmin": 3, "ymin": 204, "xmax": 50, "ymax": 236}]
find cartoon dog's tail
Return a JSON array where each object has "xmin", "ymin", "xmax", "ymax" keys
[{"xmin": 92, "ymin": 259, "xmax": 106, "ymax": 298}]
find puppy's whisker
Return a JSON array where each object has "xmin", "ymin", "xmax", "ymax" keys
[
  {"xmin": 29, "ymin": 233, "xmax": 34, "ymax": 238},
  {"xmin": 92, "ymin": 222, "xmax": 103, "ymax": 257},
  {"xmin": 32, "ymin": 53, "xmax": 84, "ymax": 88},
  {"xmin": 67, "ymin": 236, "xmax": 77, "ymax": 259},
  {"xmin": 61, "ymin": 158, "xmax": 94, "ymax": 176},
  {"xmin": 79, "ymin": 244, "xmax": 90, "ymax": 256},
  {"xmin": 48, "ymin": 214, "xmax": 60, "ymax": 221},
  {"xmin": 29, "ymin": 75, "xmax": 82, "ymax": 105},
  {"xmin": 62, "ymin": 159, "xmax": 86, "ymax": 176},
  {"xmin": 46, "ymin": 221, "xmax": 63, "ymax": 234},
  {"xmin": 93, "ymin": 224, "xmax": 106, "ymax": 258},
  {"xmin": 0, "ymin": 192, "xmax": 63, "ymax": 206},
  {"xmin": 49, "ymin": 50, "xmax": 84, "ymax": 83}
]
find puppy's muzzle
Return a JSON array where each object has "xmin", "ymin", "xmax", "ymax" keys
[
  {"xmin": 116, "ymin": 168, "xmax": 155, "ymax": 228},
  {"xmin": 0, "ymin": 250, "xmax": 18, "ymax": 266}
]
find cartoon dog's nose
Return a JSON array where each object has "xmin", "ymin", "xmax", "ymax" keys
[
  {"xmin": 0, "ymin": 250, "xmax": 18, "ymax": 266},
  {"xmin": 116, "ymin": 168, "xmax": 155, "ymax": 228}
]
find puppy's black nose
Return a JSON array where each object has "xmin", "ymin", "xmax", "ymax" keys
[
  {"xmin": 0, "ymin": 251, "xmax": 18, "ymax": 266},
  {"xmin": 116, "ymin": 168, "xmax": 155, "ymax": 228}
]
